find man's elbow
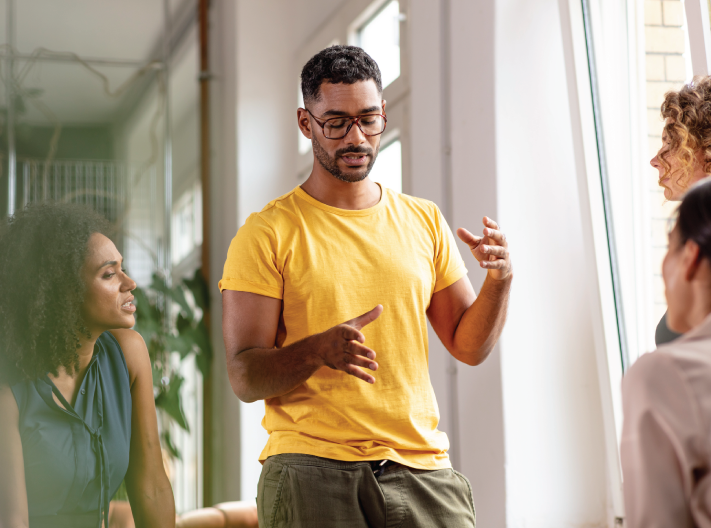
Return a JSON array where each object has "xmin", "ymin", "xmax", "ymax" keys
[
  {"xmin": 226, "ymin": 357, "xmax": 260, "ymax": 403},
  {"xmin": 451, "ymin": 345, "xmax": 493, "ymax": 367}
]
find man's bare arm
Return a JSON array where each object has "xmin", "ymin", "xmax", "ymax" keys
[
  {"xmin": 222, "ymin": 291, "xmax": 382, "ymax": 403},
  {"xmin": 427, "ymin": 216, "xmax": 512, "ymax": 366}
]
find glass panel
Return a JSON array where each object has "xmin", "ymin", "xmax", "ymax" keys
[
  {"xmin": 357, "ymin": 0, "xmax": 401, "ymax": 89},
  {"xmin": 584, "ymin": 0, "xmax": 694, "ymax": 367},
  {"xmin": 2, "ymin": 0, "xmax": 204, "ymax": 513},
  {"xmin": 643, "ymin": 0, "xmax": 693, "ymax": 351},
  {"xmin": 369, "ymin": 138, "xmax": 401, "ymax": 193}
]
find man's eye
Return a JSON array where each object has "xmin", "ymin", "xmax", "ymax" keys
[{"xmin": 328, "ymin": 119, "xmax": 347, "ymax": 128}]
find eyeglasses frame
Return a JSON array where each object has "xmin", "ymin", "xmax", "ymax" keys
[{"xmin": 305, "ymin": 109, "xmax": 387, "ymax": 140}]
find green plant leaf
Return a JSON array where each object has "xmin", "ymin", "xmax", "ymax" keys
[
  {"xmin": 161, "ymin": 430, "xmax": 182, "ymax": 461},
  {"xmin": 165, "ymin": 334, "xmax": 193, "ymax": 359},
  {"xmin": 176, "ymin": 312, "xmax": 191, "ymax": 333},
  {"xmin": 183, "ymin": 268, "xmax": 210, "ymax": 313},
  {"xmin": 155, "ymin": 374, "xmax": 190, "ymax": 432}
]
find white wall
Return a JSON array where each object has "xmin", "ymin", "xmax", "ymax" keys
[{"xmin": 496, "ymin": 0, "xmax": 608, "ymax": 526}]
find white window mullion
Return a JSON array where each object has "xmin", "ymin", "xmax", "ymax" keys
[{"xmin": 685, "ymin": 0, "xmax": 711, "ymax": 75}]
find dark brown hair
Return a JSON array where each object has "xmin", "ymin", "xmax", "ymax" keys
[
  {"xmin": 676, "ymin": 177, "xmax": 711, "ymax": 262},
  {"xmin": 0, "ymin": 202, "xmax": 113, "ymax": 384}
]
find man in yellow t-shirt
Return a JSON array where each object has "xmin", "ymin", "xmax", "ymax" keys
[{"xmin": 220, "ymin": 46, "xmax": 512, "ymax": 528}]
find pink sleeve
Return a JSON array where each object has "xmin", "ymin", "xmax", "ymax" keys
[{"xmin": 621, "ymin": 353, "xmax": 703, "ymax": 528}]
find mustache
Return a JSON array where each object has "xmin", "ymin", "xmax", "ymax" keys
[{"xmin": 335, "ymin": 146, "xmax": 373, "ymax": 157}]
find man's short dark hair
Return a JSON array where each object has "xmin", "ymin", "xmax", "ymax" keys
[{"xmin": 301, "ymin": 45, "xmax": 382, "ymax": 105}]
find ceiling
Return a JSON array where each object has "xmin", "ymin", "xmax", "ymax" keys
[{"xmin": 0, "ymin": 0, "xmax": 185, "ymax": 125}]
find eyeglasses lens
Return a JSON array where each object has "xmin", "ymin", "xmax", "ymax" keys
[{"xmin": 324, "ymin": 115, "xmax": 385, "ymax": 139}]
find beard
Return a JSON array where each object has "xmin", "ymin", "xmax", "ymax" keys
[{"xmin": 312, "ymin": 135, "xmax": 379, "ymax": 183}]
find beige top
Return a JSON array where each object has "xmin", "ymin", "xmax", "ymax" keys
[{"xmin": 621, "ymin": 312, "xmax": 711, "ymax": 528}]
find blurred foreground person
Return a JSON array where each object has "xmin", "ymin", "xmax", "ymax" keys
[
  {"xmin": 650, "ymin": 76, "xmax": 711, "ymax": 345},
  {"xmin": 107, "ymin": 500, "xmax": 257, "ymax": 528},
  {"xmin": 0, "ymin": 203, "xmax": 175, "ymax": 528},
  {"xmin": 621, "ymin": 178, "xmax": 711, "ymax": 527},
  {"xmin": 222, "ymin": 45, "xmax": 512, "ymax": 527}
]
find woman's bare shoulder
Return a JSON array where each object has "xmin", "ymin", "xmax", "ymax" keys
[{"xmin": 108, "ymin": 329, "xmax": 150, "ymax": 386}]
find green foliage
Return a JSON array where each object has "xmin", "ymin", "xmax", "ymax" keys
[{"xmin": 132, "ymin": 268, "xmax": 212, "ymax": 461}]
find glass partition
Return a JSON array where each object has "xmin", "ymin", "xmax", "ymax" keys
[
  {"xmin": 583, "ymin": 0, "xmax": 694, "ymax": 369},
  {"xmin": 2, "ymin": 0, "xmax": 205, "ymax": 514}
]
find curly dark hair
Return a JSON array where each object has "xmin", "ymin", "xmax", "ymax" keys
[
  {"xmin": 301, "ymin": 45, "xmax": 382, "ymax": 104},
  {"xmin": 676, "ymin": 177, "xmax": 711, "ymax": 263},
  {"xmin": 659, "ymin": 76, "xmax": 711, "ymax": 193},
  {"xmin": 0, "ymin": 202, "xmax": 113, "ymax": 384}
]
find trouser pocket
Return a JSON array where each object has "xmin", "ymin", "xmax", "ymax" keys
[{"xmin": 257, "ymin": 460, "xmax": 288, "ymax": 528}]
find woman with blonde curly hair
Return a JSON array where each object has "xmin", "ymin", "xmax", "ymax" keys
[{"xmin": 650, "ymin": 75, "xmax": 711, "ymax": 344}]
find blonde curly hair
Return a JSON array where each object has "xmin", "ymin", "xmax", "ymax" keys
[{"xmin": 659, "ymin": 75, "xmax": 711, "ymax": 194}]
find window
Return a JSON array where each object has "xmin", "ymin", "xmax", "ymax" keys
[
  {"xmin": 171, "ymin": 181, "xmax": 203, "ymax": 265},
  {"xmin": 369, "ymin": 137, "xmax": 402, "ymax": 192},
  {"xmin": 562, "ymin": 0, "xmax": 711, "ymax": 520},
  {"xmin": 356, "ymin": 0, "xmax": 401, "ymax": 89},
  {"xmin": 297, "ymin": 85, "xmax": 311, "ymax": 155}
]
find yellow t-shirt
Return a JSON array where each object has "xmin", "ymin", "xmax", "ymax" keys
[{"xmin": 219, "ymin": 184, "xmax": 467, "ymax": 470}]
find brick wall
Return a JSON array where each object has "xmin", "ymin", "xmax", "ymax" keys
[{"xmin": 644, "ymin": 0, "xmax": 690, "ymax": 327}]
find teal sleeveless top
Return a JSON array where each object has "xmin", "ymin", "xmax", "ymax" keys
[{"xmin": 11, "ymin": 331, "xmax": 132, "ymax": 528}]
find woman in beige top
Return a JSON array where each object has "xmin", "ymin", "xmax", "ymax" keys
[{"xmin": 621, "ymin": 177, "xmax": 711, "ymax": 527}]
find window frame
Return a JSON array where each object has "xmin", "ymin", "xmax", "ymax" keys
[{"xmin": 686, "ymin": 0, "xmax": 711, "ymax": 75}]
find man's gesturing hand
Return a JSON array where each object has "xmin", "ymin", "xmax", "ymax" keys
[
  {"xmin": 457, "ymin": 217, "xmax": 512, "ymax": 281},
  {"xmin": 315, "ymin": 305, "xmax": 383, "ymax": 384}
]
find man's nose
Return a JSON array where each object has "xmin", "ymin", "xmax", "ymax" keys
[{"xmin": 344, "ymin": 121, "xmax": 367, "ymax": 144}]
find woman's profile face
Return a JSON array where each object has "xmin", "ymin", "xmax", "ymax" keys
[
  {"xmin": 650, "ymin": 133, "xmax": 706, "ymax": 201},
  {"xmin": 81, "ymin": 233, "xmax": 137, "ymax": 335}
]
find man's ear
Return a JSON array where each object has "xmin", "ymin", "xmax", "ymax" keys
[
  {"xmin": 382, "ymin": 99, "xmax": 387, "ymax": 113},
  {"xmin": 683, "ymin": 239, "xmax": 703, "ymax": 281},
  {"xmin": 297, "ymin": 108, "xmax": 313, "ymax": 140}
]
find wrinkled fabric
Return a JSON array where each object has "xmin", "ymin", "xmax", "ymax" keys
[
  {"xmin": 622, "ymin": 312, "xmax": 711, "ymax": 528},
  {"xmin": 11, "ymin": 332, "xmax": 132, "ymax": 528},
  {"xmin": 257, "ymin": 453, "xmax": 476, "ymax": 528},
  {"xmin": 220, "ymin": 185, "xmax": 467, "ymax": 470}
]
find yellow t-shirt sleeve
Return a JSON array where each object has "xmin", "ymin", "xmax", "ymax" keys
[
  {"xmin": 218, "ymin": 213, "xmax": 284, "ymax": 299},
  {"xmin": 432, "ymin": 204, "xmax": 468, "ymax": 293}
]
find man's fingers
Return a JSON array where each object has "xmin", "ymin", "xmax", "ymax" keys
[
  {"xmin": 480, "ymin": 245, "xmax": 507, "ymax": 258},
  {"xmin": 483, "ymin": 216, "xmax": 500, "ymax": 230},
  {"xmin": 456, "ymin": 227, "xmax": 482, "ymax": 249},
  {"xmin": 483, "ymin": 227, "xmax": 506, "ymax": 246},
  {"xmin": 480, "ymin": 258, "xmax": 508, "ymax": 269},
  {"xmin": 344, "ymin": 364, "xmax": 376, "ymax": 384},
  {"xmin": 348, "ymin": 305, "xmax": 384, "ymax": 331},
  {"xmin": 341, "ymin": 325, "xmax": 365, "ymax": 344},
  {"xmin": 346, "ymin": 340, "xmax": 377, "ymax": 361},
  {"xmin": 342, "ymin": 347, "xmax": 378, "ymax": 371}
]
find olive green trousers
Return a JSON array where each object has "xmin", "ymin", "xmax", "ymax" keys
[{"xmin": 256, "ymin": 453, "xmax": 476, "ymax": 528}]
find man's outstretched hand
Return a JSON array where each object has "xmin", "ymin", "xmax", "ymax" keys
[
  {"xmin": 457, "ymin": 217, "xmax": 512, "ymax": 281},
  {"xmin": 315, "ymin": 305, "xmax": 384, "ymax": 384}
]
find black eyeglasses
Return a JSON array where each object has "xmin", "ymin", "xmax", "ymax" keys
[{"xmin": 306, "ymin": 109, "xmax": 387, "ymax": 140}]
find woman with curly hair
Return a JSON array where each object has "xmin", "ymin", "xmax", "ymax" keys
[
  {"xmin": 650, "ymin": 75, "xmax": 711, "ymax": 345},
  {"xmin": 0, "ymin": 202, "xmax": 175, "ymax": 528}
]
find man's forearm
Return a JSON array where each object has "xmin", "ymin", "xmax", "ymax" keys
[
  {"xmin": 227, "ymin": 335, "xmax": 323, "ymax": 403},
  {"xmin": 452, "ymin": 274, "xmax": 512, "ymax": 366}
]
